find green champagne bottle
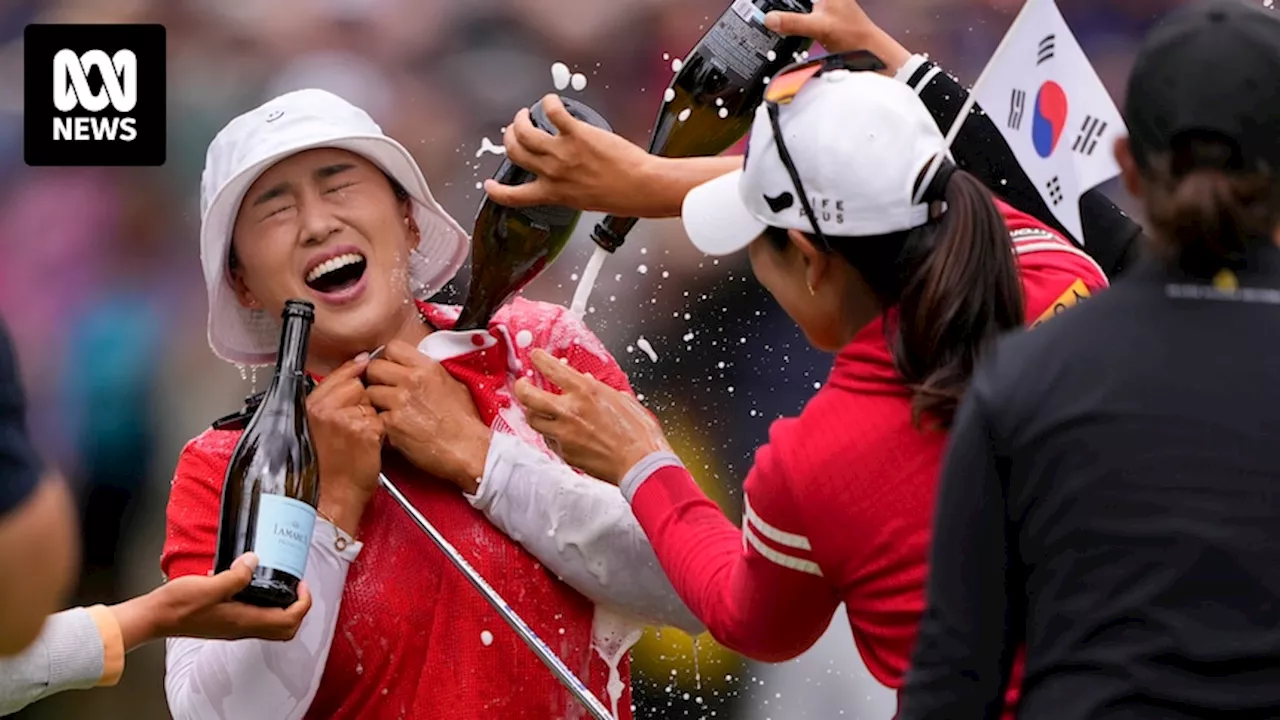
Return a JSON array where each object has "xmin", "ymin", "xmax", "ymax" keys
[
  {"xmin": 590, "ymin": 0, "xmax": 815, "ymax": 252},
  {"xmin": 455, "ymin": 97, "xmax": 613, "ymax": 330},
  {"xmin": 213, "ymin": 300, "xmax": 320, "ymax": 608}
]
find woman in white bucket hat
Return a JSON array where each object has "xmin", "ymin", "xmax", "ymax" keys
[{"xmin": 160, "ymin": 88, "xmax": 700, "ymax": 720}]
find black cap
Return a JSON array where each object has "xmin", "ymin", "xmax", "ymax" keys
[{"xmin": 1125, "ymin": 0, "xmax": 1280, "ymax": 173}]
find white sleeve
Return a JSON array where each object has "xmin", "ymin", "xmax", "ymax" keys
[
  {"xmin": 467, "ymin": 432, "xmax": 705, "ymax": 636},
  {"xmin": 0, "ymin": 608, "xmax": 104, "ymax": 715},
  {"xmin": 164, "ymin": 520, "xmax": 361, "ymax": 720}
]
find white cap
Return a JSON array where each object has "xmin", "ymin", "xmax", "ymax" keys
[
  {"xmin": 199, "ymin": 88, "xmax": 469, "ymax": 366},
  {"xmin": 681, "ymin": 70, "xmax": 950, "ymax": 257}
]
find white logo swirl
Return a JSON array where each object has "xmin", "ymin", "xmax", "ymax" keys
[{"xmin": 52, "ymin": 49, "xmax": 137, "ymax": 113}]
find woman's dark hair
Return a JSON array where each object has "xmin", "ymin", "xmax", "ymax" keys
[
  {"xmin": 228, "ymin": 172, "xmax": 410, "ymax": 272},
  {"xmin": 768, "ymin": 168, "xmax": 1024, "ymax": 428},
  {"xmin": 1142, "ymin": 133, "xmax": 1280, "ymax": 276}
]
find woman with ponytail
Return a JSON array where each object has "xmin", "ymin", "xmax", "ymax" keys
[
  {"xmin": 901, "ymin": 3, "xmax": 1280, "ymax": 718},
  {"xmin": 510, "ymin": 55, "xmax": 1107, "ymax": 714}
]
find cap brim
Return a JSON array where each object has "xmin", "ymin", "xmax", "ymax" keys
[{"xmin": 680, "ymin": 169, "xmax": 766, "ymax": 257}]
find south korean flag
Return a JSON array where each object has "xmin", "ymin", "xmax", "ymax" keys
[{"xmin": 963, "ymin": 0, "xmax": 1127, "ymax": 243}]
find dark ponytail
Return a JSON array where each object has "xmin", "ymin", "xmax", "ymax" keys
[
  {"xmin": 829, "ymin": 169, "xmax": 1024, "ymax": 429},
  {"xmin": 1143, "ymin": 134, "xmax": 1280, "ymax": 276}
]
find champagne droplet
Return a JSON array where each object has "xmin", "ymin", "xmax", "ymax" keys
[
  {"xmin": 671, "ymin": 58, "xmax": 684, "ymax": 72},
  {"xmin": 718, "ymin": 108, "xmax": 729, "ymax": 119},
  {"xmin": 766, "ymin": 50, "xmax": 777, "ymax": 61},
  {"xmin": 550, "ymin": 62, "xmax": 571, "ymax": 90},
  {"xmin": 570, "ymin": 73, "xmax": 587, "ymax": 91},
  {"xmin": 663, "ymin": 88, "xmax": 676, "ymax": 103},
  {"xmin": 480, "ymin": 630, "xmax": 494, "ymax": 646},
  {"xmin": 636, "ymin": 337, "xmax": 659, "ymax": 362},
  {"xmin": 678, "ymin": 108, "xmax": 692, "ymax": 122},
  {"xmin": 475, "ymin": 137, "xmax": 506, "ymax": 157}
]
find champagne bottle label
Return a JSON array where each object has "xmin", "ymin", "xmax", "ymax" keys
[
  {"xmin": 702, "ymin": 0, "xmax": 783, "ymax": 84},
  {"xmin": 252, "ymin": 494, "xmax": 317, "ymax": 579}
]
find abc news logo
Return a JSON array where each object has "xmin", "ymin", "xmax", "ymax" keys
[
  {"xmin": 25, "ymin": 24, "xmax": 165, "ymax": 166},
  {"xmin": 53, "ymin": 49, "xmax": 139, "ymax": 142}
]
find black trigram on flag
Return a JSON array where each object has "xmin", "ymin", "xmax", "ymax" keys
[
  {"xmin": 1071, "ymin": 115, "xmax": 1108, "ymax": 156},
  {"xmin": 1045, "ymin": 176, "xmax": 1064, "ymax": 206},
  {"xmin": 1037, "ymin": 34, "xmax": 1056, "ymax": 65},
  {"xmin": 1008, "ymin": 88, "xmax": 1027, "ymax": 130}
]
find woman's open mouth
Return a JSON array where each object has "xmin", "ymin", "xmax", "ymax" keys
[{"xmin": 306, "ymin": 252, "xmax": 367, "ymax": 294}]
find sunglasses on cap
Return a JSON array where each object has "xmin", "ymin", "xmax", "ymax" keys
[{"xmin": 760, "ymin": 50, "xmax": 888, "ymax": 251}]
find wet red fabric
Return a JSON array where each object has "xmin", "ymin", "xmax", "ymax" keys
[{"xmin": 162, "ymin": 299, "xmax": 634, "ymax": 720}]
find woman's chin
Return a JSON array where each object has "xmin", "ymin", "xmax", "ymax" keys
[{"xmin": 311, "ymin": 312, "xmax": 388, "ymax": 355}]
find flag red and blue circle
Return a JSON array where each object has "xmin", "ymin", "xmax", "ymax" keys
[{"xmin": 1031, "ymin": 81, "xmax": 1068, "ymax": 158}]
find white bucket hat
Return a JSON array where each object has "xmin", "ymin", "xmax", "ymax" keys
[
  {"xmin": 199, "ymin": 88, "xmax": 470, "ymax": 366},
  {"xmin": 681, "ymin": 70, "xmax": 950, "ymax": 256}
]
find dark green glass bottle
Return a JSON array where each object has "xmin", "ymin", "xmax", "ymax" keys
[
  {"xmin": 214, "ymin": 300, "xmax": 320, "ymax": 608},
  {"xmin": 456, "ymin": 97, "xmax": 613, "ymax": 330},
  {"xmin": 590, "ymin": 0, "xmax": 815, "ymax": 252}
]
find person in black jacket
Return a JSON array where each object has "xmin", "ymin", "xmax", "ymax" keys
[
  {"xmin": 483, "ymin": 0, "xmax": 1146, "ymax": 279},
  {"xmin": 900, "ymin": 2, "xmax": 1280, "ymax": 718}
]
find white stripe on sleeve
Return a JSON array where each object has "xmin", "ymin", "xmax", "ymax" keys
[
  {"xmin": 744, "ymin": 496, "xmax": 812, "ymax": 551},
  {"xmin": 743, "ymin": 524, "xmax": 823, "ymax": 577}
]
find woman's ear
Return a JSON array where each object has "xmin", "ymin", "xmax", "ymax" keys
[
  {"xmin": 1115, "ymin": 136, "xmax": 1144, "ymax": 199},
  {"xmin": 229, "ymin": 266, "xmax": 261, "ymax": 310},
  {"xmin": 404, "ymin": 211, "xmax": 421, "ymax": 252},
  {"xmin": 788, "ymin": 228, "xmax": 829, "ymax": 293}
]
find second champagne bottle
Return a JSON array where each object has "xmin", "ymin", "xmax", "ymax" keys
[{"xmin": 590, "ymin": 0, "xmax": 815, "ymax": 253}]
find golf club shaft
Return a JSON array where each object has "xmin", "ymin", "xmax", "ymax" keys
[{"xmin": 378, "ymin": 474, "xmax": 613, "ymax": 720}]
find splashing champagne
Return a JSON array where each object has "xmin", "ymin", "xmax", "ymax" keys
[
  {"xmin": 214, "ymin": 300, "xmax": 320, "ymax": 608},
  {"xmin": 589, "ymin": 0, "xmax": 815, "ymax": 253},
  {"xmin": 455, "ymin": 97, "xmax": 614, "ymax": 330}
]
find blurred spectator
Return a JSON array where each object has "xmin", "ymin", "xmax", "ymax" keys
[{"xmin": 58, "ymin": 171, "xmax": 174, "ymax": 604}]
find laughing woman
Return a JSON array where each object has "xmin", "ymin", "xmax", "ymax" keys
[{"xmin": 161, "ymin": 89, "xmax": 700, "ymax": 720}]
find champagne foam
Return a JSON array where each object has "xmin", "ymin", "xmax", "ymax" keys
[
  {"xmin": 570, "ymin": 246, "xmax": 608, "ymax": 318},
  {"xmin": 551, "ymin": 62, "xmax": 571, "ymax": 90}
]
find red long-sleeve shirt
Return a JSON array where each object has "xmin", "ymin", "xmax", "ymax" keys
[{"xmin": 625, "ymin": 202, "xmax": 1108, "ymax": 714}]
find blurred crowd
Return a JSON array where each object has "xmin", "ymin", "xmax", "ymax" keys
[{"xmin": 0, "ymin": 0, "xmax": 1177, "ymax": 717}]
